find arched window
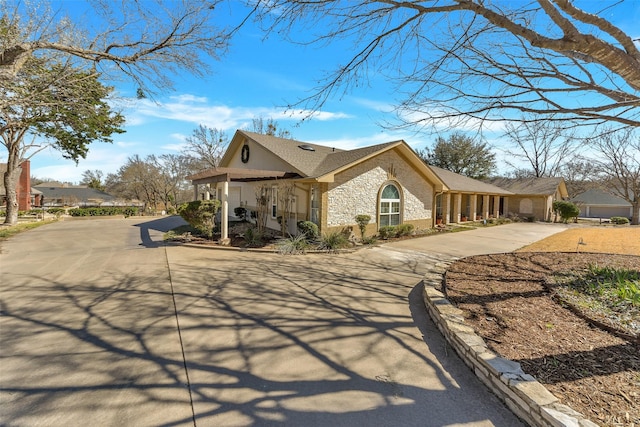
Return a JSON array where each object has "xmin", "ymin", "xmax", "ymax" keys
[{"xmin": 379, "ymin": 183, "xmax": 401, "ymax": 227}]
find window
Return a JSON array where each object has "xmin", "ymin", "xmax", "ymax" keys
[
  {"xmin": 271, "ymin": 186, "xmax": 278, "ymax": 218},
  {"xmin": 379, "ymin": 183, "xmax": 401, "ymax": 227},
  {"xmin": 310, "ymin": 185, "xmax": 319, "ymax": 225}
]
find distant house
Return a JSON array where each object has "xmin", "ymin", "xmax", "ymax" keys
[
  {"xmin": 572, "ymin": 189, "xmax": 633, "ymax": 219},
  {"xmin": 33, "ymin": 182, "xmax": 143, "ymax": 209},
  {"xmin": 487, "ymin": 177, "xmax": 569, "ymax": 221},
  {"xmin": 0, "ymin": 160, "xmax": 42, "ymax": 211}
]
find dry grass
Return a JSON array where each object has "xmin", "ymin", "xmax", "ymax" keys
[{"xmin": 517, "ymin": 226, "xmax": 640, "ymax": 255}]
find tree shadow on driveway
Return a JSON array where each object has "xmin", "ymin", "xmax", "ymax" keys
[{"xmin": 1, "ymin": 235, "xmax": 522, "ymax": 426}]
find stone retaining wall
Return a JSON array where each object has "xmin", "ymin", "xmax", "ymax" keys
[{"xmin": 422, "ymin": 263, "xmax": 598, "ymax": 427}]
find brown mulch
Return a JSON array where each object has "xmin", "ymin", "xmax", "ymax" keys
[{"xmin": 444, "ymin": 251, "xmax": 640, "ymax": 427}]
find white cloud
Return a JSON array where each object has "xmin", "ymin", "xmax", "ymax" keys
[{"xmin": 122, "ymin": 95, "xmax": 351, "ymax": 131}]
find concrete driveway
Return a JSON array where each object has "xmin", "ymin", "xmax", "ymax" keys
[{"xmin": 0, "ymin": 217, "xmax": 566, "ymax": 426}]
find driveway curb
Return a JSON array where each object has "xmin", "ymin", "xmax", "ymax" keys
[{"xmin": 421, "ymin": 262, "xmax": 599, "ymax": 427}]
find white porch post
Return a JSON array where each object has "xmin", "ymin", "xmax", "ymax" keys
[
  {"xmin": 493, "ymin": 195, "xmax": 501, "ymax": 218},
  {"xmin": 221, "ymin": 179, "xmax": 229, "ymax": 240},
  {"xmin": 205, "ymin": 184, "xmax": 211, "ymax": 200}
]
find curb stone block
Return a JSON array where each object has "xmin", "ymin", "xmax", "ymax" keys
[{"xmin": 421, "ymin": 271, "xmax": 600, "ymax": 427}]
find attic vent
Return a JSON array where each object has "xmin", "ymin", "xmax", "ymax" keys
[{"xmin": 298, "ymin": 144, "xmax": 315, "ymax": 151}]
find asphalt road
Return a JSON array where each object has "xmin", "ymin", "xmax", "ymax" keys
[{"xmin": 0, "ymin": 217, "xmax": 566, "ymax": 426}]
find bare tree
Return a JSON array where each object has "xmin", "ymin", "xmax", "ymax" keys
[
  {"xmin": 80, "ymin": 170, "xmax": 106, "ymax": 191},
  {"xmin": 559, "ymin": 160, "xmax": 597, "ymax": 199},
  {"xmin": 1, "ymin": 0, "xmax": 242, "ymax": 224},
  {"xmin": 587, "ymin": 128, "xmax": 640, "ymax": 225},
  {"xmin": 182, "ymin": 125, "xmax": 229, "ymax": 169},
  {"xmin": 503, "ymin": 118, "xmax": 577, "ymax": 178},
  {"xmin": 258, "ymin": 1, "xmax": 640, "ymax": 129},
  {"xmin": 1, "ymin": 1, "xmax": 239, "ymax": 95},
  {"xmin": 249, "ymin": 117, "xmax": 292, "ymax": 138}
]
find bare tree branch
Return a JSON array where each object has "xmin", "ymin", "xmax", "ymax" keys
[{"xmin": 258, "ymin": 0, "xmax": 640, "ymax": 128}]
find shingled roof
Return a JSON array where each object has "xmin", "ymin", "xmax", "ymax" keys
[
  {"xmin": 233, "ymin": 131, "xmax": 342, "ymax": 177},
  {"xmin": 428, "ymin": 166, "xmax": 513, "ymax": 195},
  {"xmin": 227, "ymin": 131, "xmax": 434, "ymax": 182},
  {"xmin": 486, "ymin": 177, "xmax": 566, "ymax": 196}
]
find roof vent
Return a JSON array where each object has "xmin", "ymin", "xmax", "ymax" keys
[{"xmin": 298, "ymin": 144, "xmax": 315, "ymax": 151}]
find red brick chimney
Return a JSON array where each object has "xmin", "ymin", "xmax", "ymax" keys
[{"xmin": 17, "ymin": 160, "xmax": 31, "ymax": 211}]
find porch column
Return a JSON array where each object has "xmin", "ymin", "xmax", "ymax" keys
[
  {"xmin": 483, "ymin": 195, "xmax": 490, "ymax": 219},
  {"xmin": 221, "ymin": 179, "xmax": 229, "ymax": 240},
  {"xmin": 193, "ymin": 184, "xmax": 198, "ymax": 201},
  {"xmin": 443, "ymin": 193, "xmax": 451, "ymax": 224},
  {"xmin": 453, "ymin": 193, "xmax": 462, "ymax": 222},
  {"xmin": 471, "ymin": 194, "xmax": 478, "ymax": 220},
  {"xmin": 205, "ymin": 184, "xmax": 211, "ymax": 200},
  {"xmin": 493, "ymin": 195, "xmax": 501, "ymax": 218}
]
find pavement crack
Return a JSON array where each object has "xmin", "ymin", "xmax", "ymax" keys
[{"xmin": 164, "ymin": 245, "xmax": 197, "ymax": 427}]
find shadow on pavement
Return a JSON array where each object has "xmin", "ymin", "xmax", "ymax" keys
[{"xmin": 134, "ymin": 215, "xmax": 187, "ymax": 248}]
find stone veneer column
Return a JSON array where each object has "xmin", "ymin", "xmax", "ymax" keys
[
  {"xmin": 453, "ymin": 193, "xmax": 462, "ymax": 223},
  {"xmin": 443, "ymin": 193, "xmax": 451, "ymax": 224},
  {"xmin": 483, "ymin": 195, "xmax": 490, "ymax": 219},
  {"xmin": 493, "ymin": 195, "xmax": 501, "ymax": 218},
  {"xmin": 470, "ymin": 194, "xmax": 478, "ymax": 220}
]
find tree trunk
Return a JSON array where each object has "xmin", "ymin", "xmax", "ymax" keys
[
  {"xmin": 2, "ymin": 144, "xmax": 23, "ymax": 226},
  {"xmin": 632, "ymin": 200, "xmax": 639, "ymax": 226}
]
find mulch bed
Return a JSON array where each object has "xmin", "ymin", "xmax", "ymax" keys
[{"xmin": 444, "ymin": 252, "xmax": 640, "ymax": 427}]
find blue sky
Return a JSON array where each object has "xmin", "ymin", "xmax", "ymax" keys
[{"xmin": 18, "ymin": 1, "xmax": 640, "ymax": 183}]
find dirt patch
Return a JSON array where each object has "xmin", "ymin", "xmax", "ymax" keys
[{"xmin": 444, "ymin": 230, "xmax": 640, "ymax": 426}]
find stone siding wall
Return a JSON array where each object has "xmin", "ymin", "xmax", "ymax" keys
[{"xmin": 327, "ymin": 150, "xmax": 433, "ymax": 228}]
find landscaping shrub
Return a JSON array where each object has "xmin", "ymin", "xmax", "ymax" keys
[
  {"xmin": 396, "ymin": 223, "xmax": 414, "ymax": 236},
  {"xmin": 243, "ymin": 227, "xmax": 264, "ymax": 247},
  {"xmin": 68, "ymin": 207, "xmax": 133, "ymax": 217},
  {"xmin": 378, "ymin": 226, "xmax": 397, "ymax": 239},
  {"xmin": 318, "ymin": 231, "xmax": 349, "ymax": 252},
  {"xmin": 276, "ymin": 233, "xmax": 309, "ymax": 255},
  {"xmin": 297, "ymin": 221, "xmax": 319, "ymax": 240},
  {"xmin": 610, "ymin": 216, "xmax": 630, "ymax": 225},
  {"xmin": 122, "ymin": 207, "xmax": 139, "ymax": 217},
  {"xmin": 354, "ymin": 214, "xmax": 371, "ymax": 239},
  {"xmin": 47, "ymin": 208, "xmax": 66, "ymax": 217},
  {"xmin": 177, "ymin": 200, "xmax": 221, "ymax": 239},
  {"xmin": 234, "ymin": 207, "xmax": 247, "ymax": 220},
  {"xmin": 552, "ymin": 200, "xmax": 580, "ymax": 223},
  {"xmin": 361, "ymin": 235, "xmax": 378, "ymax": 245}
]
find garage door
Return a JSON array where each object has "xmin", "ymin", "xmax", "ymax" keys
[{"xmin": 589, "ymin": 206, "xmax": 631, "ymax": 218}]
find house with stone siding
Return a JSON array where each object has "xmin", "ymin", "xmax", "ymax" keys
[{"xmin": 187, "ymin": 130, "xmax": 515, "ymax": 241}]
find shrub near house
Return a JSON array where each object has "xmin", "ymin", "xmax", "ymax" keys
[{"xmin": 553, "ymin": 200, "xmax": 580, "ymax": 223}]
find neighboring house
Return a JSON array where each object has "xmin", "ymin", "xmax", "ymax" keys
[
  {"xmin": 187, "ymin": 130, "xmax": 518, "ymax": 240},
  {"xmin": 572, "ymin": 189, "xmax": 633, "ymax": 219},
  {"xmin": 33, "ymin": 182, "xmax": 143, "ymax": 209},
  {"xmin": 0, "ymin": 160, "xmax": 42, "ymax": 211},
  {"xmin": 487, "ymin": 177, "xmax": 569, "ymax": 221}
]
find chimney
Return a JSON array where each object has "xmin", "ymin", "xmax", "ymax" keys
[{"xmin": 17, "ymin": 160, "xmax": 31, "ymax": 211}]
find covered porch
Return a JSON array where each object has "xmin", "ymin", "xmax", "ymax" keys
[{"xmin": 186, "ymin": 167, "xmax": 295, "ymax": 242}]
